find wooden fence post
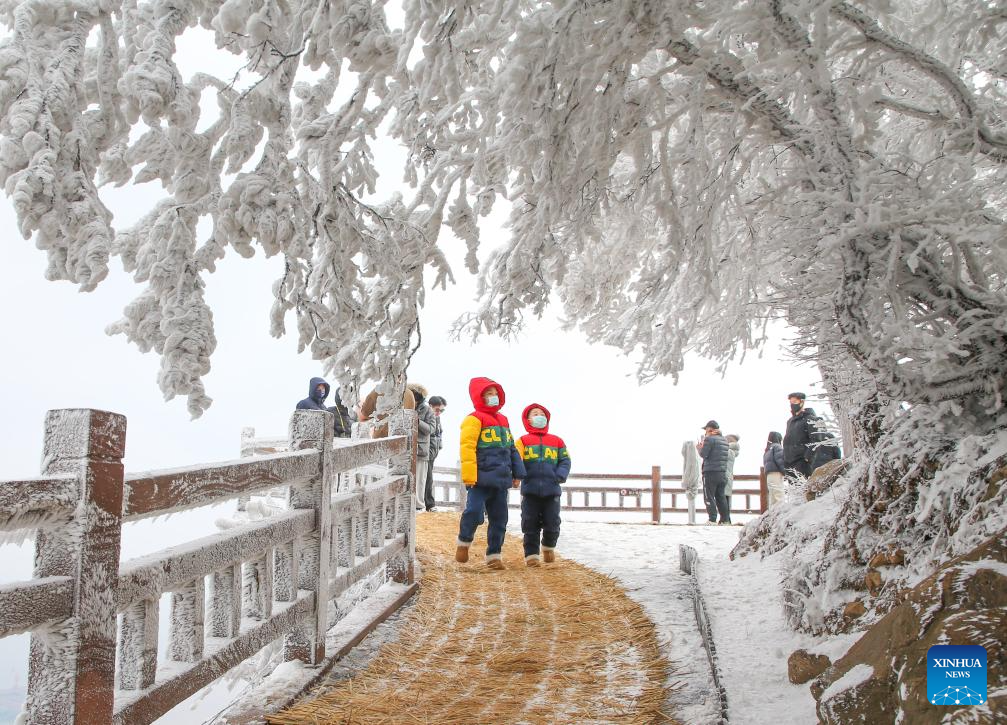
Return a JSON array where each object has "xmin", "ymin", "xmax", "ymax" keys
[
  {"xmin": 237, "ymin": 426, "xmax": 255, "ymax": 511},
  {"xmin": 651, "ymin": 466, "xmax": 662, "ymax": 524},
  {"xmin": 387, "ymin": 410, "xmax": 417, "ymax": 585},
  {"xmin": 759, "ymin": 466, "xmax": 768, "ymax": 514},
  {"xmin": 25, "ymin": 409, "xmax": 126, "ymax": 724},
  {"xmin": 284, "ymin": 409, "xmax": 333, "ymax": 664}
]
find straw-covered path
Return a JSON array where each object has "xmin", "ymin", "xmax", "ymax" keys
[{"xmin": 269, "ymin": 512, "xmax": 675, "ymax": 724}]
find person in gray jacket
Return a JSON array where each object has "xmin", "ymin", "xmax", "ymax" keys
[
  {"xmin": 725, "ymin": 434, "xmax": 740, "ymax": 498},
  {"xmin": 424, "ymin": 395, "xmax": 446, "ymax": 510},
  {"xmin": 697, "ymin": 420, "xmax": 731, "ymax": 525},
  {"xmin": 408, "ymin": 384, "xmax": 437, "ymax": 510}
]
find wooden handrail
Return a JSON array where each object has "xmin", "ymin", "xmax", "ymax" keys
[
  {"xmin": 0, "ymin": 576, "xmax": 74, "ymax": 638},
  {"xmin": 0, "ymin": 475, "xmax": 78, "ymax": 532},
  {"xmin": 1, "ymin": 407, "xmax": 420, "ymax": 725}
]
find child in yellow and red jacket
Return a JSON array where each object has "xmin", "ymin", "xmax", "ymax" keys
[
  {"xmin": 515, "ymin": 403, "xmax": 571, "ymax": 567},
  {"xmin": 455, "ymin": 377, "xmax": 526, "ymax": 569}
]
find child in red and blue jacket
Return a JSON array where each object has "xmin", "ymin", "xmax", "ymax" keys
[
  {"xmin": 515, "ymin": 403, "xmax": 571, "ymax": 567},
  {"xmin": 455, "ymin": 377, "xmax": 526, "ymax": 569}
]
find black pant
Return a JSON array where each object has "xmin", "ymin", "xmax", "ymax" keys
[
  {"xmin": 424, "ymin": 453, "xmax": 438, "ymax": 509},
  {"xmin": 703, "ymin": 471, "xmax": 730, "ymax": 523},
  {"xmin": 521, "ymin": 494, "xmax": 561, "ymax": 556}
]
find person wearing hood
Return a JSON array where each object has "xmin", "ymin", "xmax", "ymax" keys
[
  {"xmin": 515, "ymin": 403, "xmax": 571, "ymax": 567},
  {"xmin": 782, "ymin": 392, "xmax": 833, "ymax": 480},
  {"xmin": 297, "ymin": 377, "xmax": 331, "ymax": 411},
  {"xmin": 408, "ymin": 384, "xmax": 437, "ymax": 511},
  {"xmin": 455, "ymin": 377, "xmax": 526, "ymax": 570},
  {"xmin": 763, "ymin": 431, "xmax": 786, "ymax": 506}
]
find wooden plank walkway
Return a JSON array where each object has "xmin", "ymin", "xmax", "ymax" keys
[{"xmin": 269, "ymin": 512, "xmax": 676, "ymax": 724}]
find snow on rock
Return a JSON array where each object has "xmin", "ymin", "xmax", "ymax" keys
[{"xmin": 819, "ymin": 663, "xmax": 873, "ymax": 703}]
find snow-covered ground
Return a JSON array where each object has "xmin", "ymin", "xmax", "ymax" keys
[
  {"xmin": 1, "ymin": 507, "xmax": 854, "ymax": 725},
  {"xmin": 526, "ymin": 515, "xmax": 858, "ymax": 725}
]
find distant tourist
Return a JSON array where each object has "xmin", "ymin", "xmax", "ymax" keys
[
  {"xmin": 763, "ymin": 432, "xmax": 786, "ymax": 507},
  {"xmin": 697, "ymin": 420, "xmax": 731, "ymax": 525},
  {"xmin": 424, "ymin": 395, "xmax": 447, "ymax": 511},
  {"xmin": 329, "ymin": 388, "xmax": 352, "ymax": 438},
  {"xmin": 408, "ymin": 384, "xmax": 436, "ymax": 511},
  {"xmin": 455, "ymin": 377, "xmax": 526, "ymax": 569},
  {"xmin": 783, "ymin": 392, "xmax": 840, "ymax": 480},
  {"xmin": 296, "ymin": 377, "xmax": 330, "ymax": 411},
  {"xmin": 725, "ymin": 434, "xmax": 740, "ymax": 499},
  {"xmin": 516, "ymin": 403, "xmax": 571, "ymax": 567}
]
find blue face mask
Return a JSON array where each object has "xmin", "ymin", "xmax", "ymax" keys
[
  {"xmin": 485, "ymin": 395, "xmax": 499, "ymax": 407},
  {"xmin": 530, "ymin": 415, "xmax": 547, "ymax": 429}
]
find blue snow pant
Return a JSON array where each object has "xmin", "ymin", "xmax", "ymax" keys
[
  {"xmin": 521, "ymin": 494, "xmax": 561, "ymax": 557},
  {"xmin": 703, "ymin": 471, "xmax": 730, "ymax": 523},
  {"xmin": 458, "ymin": 485, "xmax": 509, "ymax": 556}
]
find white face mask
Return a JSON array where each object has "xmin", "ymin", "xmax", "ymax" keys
[
  {"xmin": 485, "ymin": 395, "xmax": 499, "ymax": 407},
  {"xmin": 530, "ymin": 415, "xmax": 547, "ymax": 429}
]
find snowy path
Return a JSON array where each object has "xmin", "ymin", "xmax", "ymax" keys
[
  {"xmin": 271, "ymin": 513, "xmax": 671, "ymax": 724},
  {"xmin": 547, "ymin": 519, "xmax": 823, "ymax": 725}
]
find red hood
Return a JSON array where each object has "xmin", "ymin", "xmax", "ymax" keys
[
  {"xmin": 521, "ymin": 402, "xmax": 551, "ymax": 434},
  {"xmin": 469, "ymin": 377, "xmax": 505, "ymax": 414}
]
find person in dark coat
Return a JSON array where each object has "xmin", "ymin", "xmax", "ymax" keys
[
  {"xmin": 783, "ymin": 392, "xmax": 839, "ymax": 480},
  {"xmin": 697, "ymin": 420, "xmax": 731, "ymax": 525},
  {"xmin": 328, "ymin": 388, "xmax": 352, "ymax": 438},
  {"xmin": 297, "ymin": 377, "xmax": 330, "ymax": 411},
  {"xmin": 424, "ymin": 395, "xmax": 446, "ymax": 511},
  {"xmin": 763, "ymin": 431, "xmax": 786, "ymax": 506}
]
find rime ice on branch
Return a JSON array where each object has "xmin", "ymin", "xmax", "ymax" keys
[{"xmin": 0, "ymin": 6, "xmax": 1005, "ymax": 474}]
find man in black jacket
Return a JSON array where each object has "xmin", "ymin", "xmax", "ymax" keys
[
  {"xmin": 783, "ymin": 392, "xmax": 839, "ymax": 480},
  {"xmin": 697, "ymin": 420, "xmax": 731, "ymax": 525}
]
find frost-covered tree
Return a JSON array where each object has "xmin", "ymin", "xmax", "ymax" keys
[{"xmin": 1, "ymin": 0, "xmax": 1005, "ymax": 606}]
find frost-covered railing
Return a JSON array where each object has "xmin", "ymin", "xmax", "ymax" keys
[
  {"xmin": 0, "ymin": 407, "xmax": 418, "ymax": 725},
  {"xmin": 431, "ymin": 466, "xmax": 767, "ymax": 522}
]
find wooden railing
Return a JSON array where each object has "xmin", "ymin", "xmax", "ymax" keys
[
  {"xmin": 0, "ymin": 407, "xmax": 418, "ymax": 725},
  {"xmin": 431, "ymin": 466, "xmax": 767, "ymax": 523}
]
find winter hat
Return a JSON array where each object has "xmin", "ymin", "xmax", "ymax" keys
[
  {"xmin": 702, "ymin": 420, "xmax": 720, "ymax": 430},
  {"xmin": 788, "ymin": 392, "xmax": 807, "ymax": 400},
  {"xmin": 768, "ymin": 431, "xmax": 783, "ymax": 444}
]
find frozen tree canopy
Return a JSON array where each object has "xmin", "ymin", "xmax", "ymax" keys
[{"xmin": 0, "ymin": 0, "xmax": 1004, "ymax": 443}]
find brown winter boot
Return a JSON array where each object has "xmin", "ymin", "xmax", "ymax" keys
[
  {"xmin": 542, "ymin": 548, "xmax": 556, "ymax": 563},
  {"xmin": 455, "ymin": 542, "xmax": 470, "ymax": 563},
  {"xmin": 525, "ymin": 555, "xmax": 541, "ymax": 568},
  {"xmin": 487, "ymin": 556, "xmax": 506, "ymax": 570}
]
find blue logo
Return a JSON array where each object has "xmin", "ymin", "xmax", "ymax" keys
[{"xmin": 927, "ymin": 645, "xmax": 987, "ymax": 706}]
